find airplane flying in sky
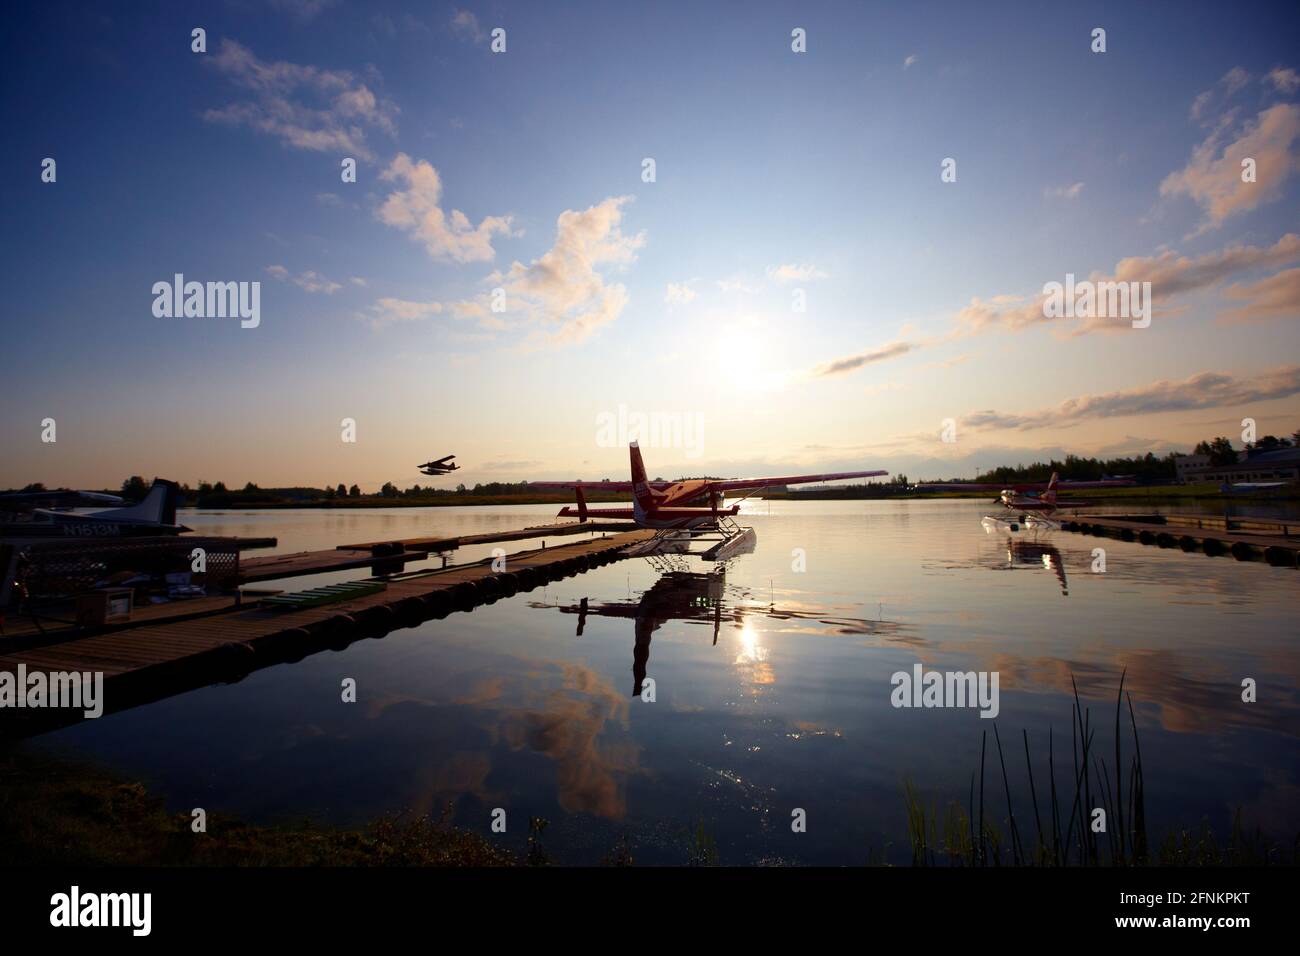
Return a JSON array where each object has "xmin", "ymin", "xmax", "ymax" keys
[
  {"xmin": 417, "ymin": 455, "xmax": 460, "ymax": 476},
  {"xmin": 530, "ymin": 442, "xmax": 888, "ymax": 530}
]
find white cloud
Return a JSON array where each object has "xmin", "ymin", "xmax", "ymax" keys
[
  {"xmin": 665, "ymin": 282, "xmax": 697, "ymax": 306},
  {"xmin": 1163, "ymin": 100, "xmax": 1300, "ymax": 234},
  {"xmin": 489, "ymin": 196, "xmax": 645, "ymax": 347},
  {"xmin": 765, "ymin": 262, "xmax": 829, "ymax": 283},
  {"xmin": 361, "ymin": 196, "xmax": 643, "ymax": 345},
  {"xmin": 377, "ymin": 153, "xmax": 516, "ymax": 263},
  {"xmin": 203, "ymin": 39, "xmax": 397, "ymax": 161}
]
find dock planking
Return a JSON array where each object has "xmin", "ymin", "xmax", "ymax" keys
[
  {"xmin": 238, "ymin": 519, "xmax": 636, "ymax": 583},
  {"xmin": 1060, "ymin": 514, "xmax": 1299, "ymax": 567},
  {"xmin": 0, "ymin": 528, "xmax": 655, "ymax": 738}
]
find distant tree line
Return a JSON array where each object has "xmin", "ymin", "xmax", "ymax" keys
[
  {"xmin": 11, "ymin": 433, "xmax": 1296, "ymax": 503},
  {"xmin": 1192, "ymin": 431, "xmax": 1297, "ymax": 466},
  {"xmin": 972, "ymin": 452, "xmax": 1178, "ymax": 485}
]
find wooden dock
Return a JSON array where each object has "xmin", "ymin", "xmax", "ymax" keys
[
  {"xmin": 0, "ymin": 527, "xmax": 654, "ymax": 739},
  {"xmin": 1060, "ymin": 514, "xmax": 1299, "ymax": 567},
  {"xmin": 238, "ymin": 519, "xmax": 634, "ymax": 583}
]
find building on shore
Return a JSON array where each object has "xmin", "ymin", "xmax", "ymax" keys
[{"xmin": 1173, "ymin": 447, "xmax": 1300, "ymax": 484}]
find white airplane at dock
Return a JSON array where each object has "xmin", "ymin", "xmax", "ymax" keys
[{"xmin": 0, "ymin": 478, "xmax": 189, "ymax": 543}]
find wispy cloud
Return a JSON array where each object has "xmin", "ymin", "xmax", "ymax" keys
[
  {"xmin": 962, "ymin": 365, "xmax": 1300, "ymax": 431},
  {"xmin": 766, "ymin": 262, "xmax": 828, "ymax": 283},
  {"xmin": 1045, "ymin": 181, "xmax": 1085, "ymax": 200},
  {"xmin": 356, "ymin": 296, "xmax": 485, "ymax": 329},
  {"xmin": 377, "ymin": 153, "xmax": 516, "ymax": 263},
  {"xmin": 450, "ymin": 9, "xmax": 486, "ymax": 44},
  {"xmin": 269, "ymin": 0, "xmax": 340, "ymax": 22},
  {"xmin": 1220, "ymin": 266, "xmax": 1300, "ymax": 322},
  {"xmin": 1164, "ymin": 67, "xmax": 1300, "ymax": 234},
  {"xmin": 266, "ymin": 265, "xmax": 342, "ymax": 294},
  {"xmin": 1265, "ymin": 66, "xmax": 1300, "ymax": 95},
  {"xmin": 956, "ymin": 233, "xmax": 1300, "ymax": 336},
  {"xmin": 811, "ymin": 340, "xmax": 918, "ymax": 377},
  {"xmin": 203, "ymin": 39, "xmax": 397, "ymax": 161},
  {"xmin": 1190, "ymin": 66, "xmax": 1249, "ymax": 122}
]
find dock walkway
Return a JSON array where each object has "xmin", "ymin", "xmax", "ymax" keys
[
  {"xmin": 238, "ymin": 519, "xmax": 634, "ymax": 583},
  {"xmin": 0, "ymin": 527, "xmax": 654, "ymax": 738}
]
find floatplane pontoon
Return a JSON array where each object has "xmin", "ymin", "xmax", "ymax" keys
[
  {"xmin": 531, "ymin": 442, "xmax": 888, "ymax": 559},
  {"xmin": 920, "ymin": 472, "xmax": 1135, "ymax": 533}
]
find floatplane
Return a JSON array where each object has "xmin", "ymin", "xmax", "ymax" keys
[
  {"xmin": 417, "ymin": 455, "xmax": 460, "ymax": 476},
  {"xmin": 0, "ymin": 479, "xmax": 188, "ymax": 542},
  {"xmin": 919, "ymin": 472, "xmax": 1135, "ymax": 532},
  {"xmin": 531, "ymin": 442, "xmax": 888, "ymax": 559}
]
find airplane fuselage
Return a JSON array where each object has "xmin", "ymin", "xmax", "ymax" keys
[{"xmin": 999, "ymin": 490, "xmax": 1058, "ymax": 513}]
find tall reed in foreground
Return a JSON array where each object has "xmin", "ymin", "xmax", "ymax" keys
[{"xmin": 902, "ymin": 671, "xmax": 1294, "ymax": 866}]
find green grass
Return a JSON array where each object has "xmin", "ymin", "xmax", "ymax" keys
[{"xmin": 0, "ymin": 748, "xmax": 514, "ymax": 866}]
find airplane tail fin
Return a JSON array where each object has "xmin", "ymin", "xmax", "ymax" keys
[
  {"xmin": 575, "ymin": 485, "xmax": 588, "ymax": 522},
  {"xmin": 1044, "ymin": 472, "xmax": 1059, "ymax": 503},
  {"xmin": 91, "ymin": 479, "xmax": 181, "ymax": 525},
  {"xmin": 629, "ymin": 442, "xmax": 657, "ymax": 513}
]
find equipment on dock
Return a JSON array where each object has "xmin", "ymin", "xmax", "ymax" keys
[
  {"xmin": 263, "ymin": 580, "xmax": 387, "ymax": 609},
  {"xmin": 417, "ymin": 455, "xmax": 460, "ymax": 476}
]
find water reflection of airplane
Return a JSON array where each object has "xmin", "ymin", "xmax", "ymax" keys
[
  {"xmin": 995, "ymin": 536, "xmax": 1070, "ymax": 596},
  {"xmin": 545, "ymin": 570, "xmax": 728, "ymax": 697}
]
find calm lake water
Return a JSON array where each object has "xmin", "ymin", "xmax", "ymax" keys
[{"xmin": 28, "ymin": 500, "xmax": 1300, "ymax": 865}]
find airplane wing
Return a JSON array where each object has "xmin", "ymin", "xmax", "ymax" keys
[
  {"xmin": 0, "ymin": 489, "xmax": 125, "ymax": 510},
  {"xmin": 705, "ymin": 470, "xmax": 889, "ymax": 493},
  {"xmin": 918, "ymin": 479, "xmax": 1134, "ymax": 491},
  {"xmin": 527, "ymin": 481, "xmax": 670, "ymax": 491}
]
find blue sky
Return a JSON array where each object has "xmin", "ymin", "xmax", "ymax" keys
[{"xmin": 2, "ymin": 0, "xmax": 1298, "ymax": 489}]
